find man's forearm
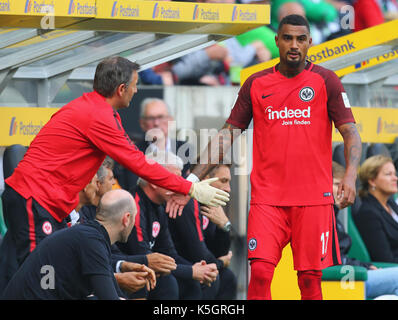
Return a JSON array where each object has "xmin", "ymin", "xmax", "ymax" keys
[
  {"xmin": 339, "ymin": 122, "xmax": 362, "ymax": 172},
  {"xmin": 191, "ymin": 123, "xmax": 242, "ymax": 180}
]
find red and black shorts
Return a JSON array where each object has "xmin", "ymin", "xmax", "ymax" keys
[
  {"xmin": 2, "ymin": 184, "xmax": 67, "ymax": 266},
  {"xmin": 247, "ymin": 204, "xmax": 341, "ymax": 271}
]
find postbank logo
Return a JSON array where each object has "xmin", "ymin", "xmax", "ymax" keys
[
  {"xmin": 0, "ymin": 0, "xmax": 10, "ymax": 12},
  {"xmin": 68, "ymin": 1, "xmax": 96, "ymax": 15},
  {"xmin": 9, "ymin": 117, "xmax": 17, "ymax": 136},
  {"xmin": 25, "ymin": 0, "xmax": 54, "ymax": 14},
  {"xmin": 376, "ymin": 117, "xmax": 398, "ymax": 135},
  {"xmin": 193, "ymin": 4, "xmax": 199, "ymax": 20},
  {"xmin": 8, "ymin": 117, "xmax": 44, "ymax": 136},
  {"xmin": 152, "ymin": 2, "xmax": 180, "ymax": 19},
  {"xmin": 68, "ymin": 0, "xmax": 75, "ymax": 14},
  {"xmin": 193, "ymin": 4, "xmax": 220, "ymax": 21},
  {"xmin": 231, "ymin": 5, "xmax": 257, "ymax": 21},
  {"xmin": 111, "ymin": 1, "xmax": 139, "ymax": 18}
]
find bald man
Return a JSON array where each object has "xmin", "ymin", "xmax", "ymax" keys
[{"xmin": 3, "ymin": 189, "xmax": 137, "ymax": 300}]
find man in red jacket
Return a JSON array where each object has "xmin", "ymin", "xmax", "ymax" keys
[{"xmin": 2, "ymin": 56, "xmax": 229, "ymax": 271}]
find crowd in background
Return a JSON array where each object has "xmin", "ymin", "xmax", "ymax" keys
[{"xmin": 139, "ymin": 0, "xmax": 398, "ymax": 86}]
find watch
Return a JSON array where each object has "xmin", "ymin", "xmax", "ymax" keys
[{"xmin": 222, "ymin": 221, "xmax": 232, "ymax": 232}]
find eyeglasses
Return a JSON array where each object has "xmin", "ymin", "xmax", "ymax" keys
[{"xmin": 142, "ymin": 115, "xmax": 169, "ymax": 122}]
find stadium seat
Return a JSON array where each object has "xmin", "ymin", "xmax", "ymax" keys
[
  {"xmin": 366, "ymin": 143, "xmax": 391, "ymax": 159},
  {"xmin": 0, "ymin": 144, "xmax": 27, "ymax": 235},
  {"xmin": 332, "ymin": 143, "xmax": 346, "ymax": 167},
  {"xmin": 333, "ymin": 143, "xmax": 369, "ymax": 168},
  {"xmin": 3, "ymin": 144, "xmax": 27, "ymax": 180}
]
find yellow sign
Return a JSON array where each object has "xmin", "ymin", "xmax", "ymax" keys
[
  {"xmin": 0, "ymin": 107, "xmax": 59, "ymax": 146},
  {"xmin": 241, "ymin": 19, "xmax": 398, "ymax": 83},
  {"xmin": 336, "ymin": 48, "xmax": 398, "ymax": 77},
  {"xmin": 97, "ymin": 0, "xmax": 268, "ymax": 24},
  {"xmin": 333, "ymin": 107, "xmax": 398, "ymax": 143}
]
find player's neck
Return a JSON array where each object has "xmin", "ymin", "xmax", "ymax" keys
[{"xmin": 278, "ymin": 61, "xmax": 307, "ymax": 78}]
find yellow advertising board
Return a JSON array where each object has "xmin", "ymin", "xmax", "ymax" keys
[
  {"xmin": 0, "ymin": 107, "xmax": 59, "ymax": 146},
  {"xmin": 0, "ymin": 0, "xmax": 269, "ymax": 35},
  {"xmin": 333, "ymin": 107, "xmax": 398, "ymax": 143},
  {"xmin": 240, "ymin": 19, "xmax": 398, "ymax": 83},
  {"xmin": 0, "ymin": 106, "xmax": 397, "ymax": 146}
]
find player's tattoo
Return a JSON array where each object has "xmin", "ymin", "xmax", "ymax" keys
[
  {"xmin": 191, "ymin": 123, "xmax": 242, "ymax": 180},
  {"xmin": 338, "ymin": 122, "xmax": 362, "ymax": 168}
]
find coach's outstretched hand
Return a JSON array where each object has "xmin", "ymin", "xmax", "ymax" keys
[
  {"xmin": 189, "ymin": 178, "xmax": 230, "ymax": 207},
  {"xmin": 165, "ymin": 178, "xmax": 230, "ymax": 219}
]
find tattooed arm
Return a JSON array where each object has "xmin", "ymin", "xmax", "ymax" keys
[
  {"xmin": 190, "ymin": 122, "xmax": 243, "ymax": 180},
  {"xmin": 336, "ymin": 122, "xmax": 362, "ymax": 208},
  {"xmin": 165, "ymin": 122, "xmax": 243, "ymax": 218}
]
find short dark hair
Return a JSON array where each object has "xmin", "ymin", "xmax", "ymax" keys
[
  {"xmin": 278, "ymin": 14, "xmax": 310, "ymax": 33},
  {"xmin": 93, "ymin": 56, "xmax": 140, "ymax": 98}
]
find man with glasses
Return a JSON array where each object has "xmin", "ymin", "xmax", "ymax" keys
[{"xmin": 115, "ymin": 98, "xmax": 193, "ymax": 192}]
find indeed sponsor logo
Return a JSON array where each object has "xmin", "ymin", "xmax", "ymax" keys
[
  {"xmin": 68, "ymin": 0, "xmax": 97, "ymax": 15},
  {"xmin": 153, "ymin": 3, "xmax": 180, "ymax": 19},
  {"xmin": 265, "ymin": 106, "xmax": 311, "ymax": 126},
  {"xmin": 0, "ymin": 0, "xmax": 10, "ymax": 12},
  {"xmin": 25, "ymin": 0, "xmax": 54, "ymax": 13},
  {"xmin": 308, "ymin": 40, "xmax": 356, "ymax": 63},
  {"xmin": 231, "ymin": 6, "xmax": 257, "ymax": 21},
  {"xmin": 9, "ymin": 117, "xmax": 44, "ymax": 136}
]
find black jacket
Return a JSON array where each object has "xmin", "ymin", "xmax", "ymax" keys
[
  {"xmin": 334, "ymin": 205, "xmax": 372, "ymax": 269},
  {"xmin": 354, "ymin": 194, "xmax": 398, "ymax": 263}
]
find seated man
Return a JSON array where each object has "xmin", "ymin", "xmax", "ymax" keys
[
  {"xmin": 117, "ymin": 151, "xmax": 219, "ymax": 300},
  {"xmin": 169, "ymin": 164, "xmax": 237, "ymax": 300},
  {"xmin": 76, "ymin": 160, "xmax": 157, "ymax": 296},
  {"xmin": 2, "ymin": 189, "xmax": 142, "ymax": 300}
]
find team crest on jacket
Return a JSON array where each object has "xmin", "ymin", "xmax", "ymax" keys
[
  {"xmin": 202, "ymin": 216, "xmax": 209, "ymax": 230},
  {"xmin": 299, "ymin": 87, "xmax": 315, "ymax": 102},
  {"xmin": 152, "ymin": 221, "xmax": 160, "ymax": 238},
  {"xmin": 42, "ymin": 221, "xmax": 53, "ymax": 235}
]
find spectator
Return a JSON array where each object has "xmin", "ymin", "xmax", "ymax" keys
[
  {"xmin": 169, "ymin": 164, "xmax": 237, "ymax": 299},
  {"xmin": 2, "ymin": 189, "xmax": 139, "ymax": 300},
  {"xmin": 114, "ymin": 98, "xmax": 194, "ymax": 192},
  {"xmin": 117, "ymin": 151, "xmax": 219, "ymax": 300},
  {"xmin": 333, "ymin": 161, "xmax": 398, "ymax": 299},
  {"xmin": 354, "ymin": 155, "xmax": 398, "ymax": 263}
]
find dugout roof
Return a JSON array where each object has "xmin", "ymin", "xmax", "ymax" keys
[{"xmin": 0, "ymin": 0, "xmax": 269, "ymax": 107}]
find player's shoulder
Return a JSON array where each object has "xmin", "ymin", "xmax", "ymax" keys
[
  {"xmin": 308, "ymin": 62, "xmax": 339, "ymax": 82},
  {"xmin": 243, "ymin": 65, "xmax": 275, "ymax": 86}
]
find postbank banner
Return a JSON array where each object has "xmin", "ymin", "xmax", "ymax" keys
[
  {"xmin": 333, "ymin": 107, "xmax": 398, "ymax": 143},
  {"xmin": 0, "ymin": 107, "xmax": 59, "ymax": 146},
  {"xmin": 0, "ymin": 0, "xmax": 269, "ymax": 32},
  {"xmin": 0, "ymin": 0, "xmax": 97, "ymax": 17},
  {"xmin": 241, "ymin": 19, "xmax": 398, "ymax": 83},
  {"xmin": 0, "ymin": 106, "xmax": 397, "ymax": 146}
]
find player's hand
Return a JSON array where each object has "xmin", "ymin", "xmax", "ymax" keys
[
  {"xmin": 337, "ymin": 172, "xmax": 356, "ymax": 209},
  {"xmin": 189, "ymin": 178, "xmax": 230, "ymax": 207},
  {"xmin": 115, "ymin": 270, "xmax": 153, "ymax": 293},
  {"xmin": 165, "ymin": 193, "xmax": 191, "ymax": 219},
  {"xmin": 146, "ymin": 252, "xmax": 176, "ymax": 276},
  {"xmin": 218, "ymin": 250, "xmax": 233, "ymax": 268},
  {"xmin": 120, "ymin": 262, "xmax": 156, "ymax": 291},
  {"xmin": 192, "ymin": 260, "xmax": 218, "ymax": 287},
  {"xmin": 200, "ymin": 205, "xmax": 229, "ymax": 229}
]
